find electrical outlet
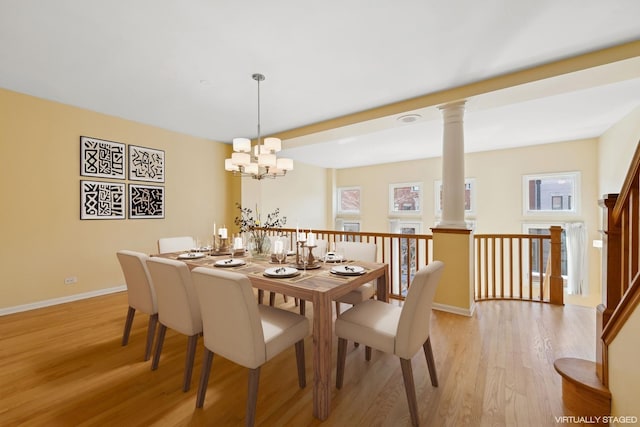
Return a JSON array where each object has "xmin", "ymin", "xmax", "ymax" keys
[{"xmin": 64, "ymin": 276, "xmax": 77, "ymax": 285}]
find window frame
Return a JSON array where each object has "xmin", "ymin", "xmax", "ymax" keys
[
  {"xmin": 522, "ymin": 172, "xmax": 580, "ymax": 216},
  {"xmin": 389, "ymin": 182, "xmax": 422, "ymax": 216},
  {"xmin": 336, "ymin": 186, "xmax": 361, "ymax": 215}
]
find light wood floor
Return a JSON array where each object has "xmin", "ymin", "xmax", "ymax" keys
[{"xmin": 0, "ymin": 293, "xmax": 595, "ymax": 426}]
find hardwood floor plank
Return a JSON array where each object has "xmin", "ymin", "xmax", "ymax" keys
[{"xmin": 0, "ymin": 292, "xmax": 595, "ymax": 426}]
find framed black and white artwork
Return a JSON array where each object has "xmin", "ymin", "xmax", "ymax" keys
[
  {"xmin": 80, "ymin": 180, "xmax": 126, "ymax": 220},
  {"xmin": 80, "ymin": 136, "xmax": 126, "ymax": 179},
  {"xmin": 129, "ymin": 184, "xmax": 165, "ymax": 219},
  {"xmin": 128, "ymin": 145, "xmax": 165, "ymax": 182}
]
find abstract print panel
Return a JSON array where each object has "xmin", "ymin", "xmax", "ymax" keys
[
  {"xmin": 129, "ymin": 184, "xmax": 165, "ymax": 219},
  {"xmin": 128, "ymin": 145, "xmax": 165, "ymax": 182},
  {"xmin": 80, "ymin": 136, "xmax": 126, "ymax": 179},
  {"xmin": 80, "ymin": 180, "xmax": 126, "ymax": 219}
]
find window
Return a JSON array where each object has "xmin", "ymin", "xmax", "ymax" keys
[
  {"xmin": 434, "ymin": 178, "xmax": 476, "ymax": 216},
  {"xmin": 337, "ymin": 186, "xmax": 360, "ymax": 215},
  {"xmin": 342, "ymin": 221, "xmax": 361, "ymax": 233},
  {"xmin": 522, "ymin": 223, "xmax": 567, "ymax": 279},
  {"xmin": 389, "ymin": 182, "xmax": 422, "ymax": 215},
  {"xmin": 523, "ymin": 172, "xmax": 579, "ymax": 215},
  {"xmin": 389, "ymin": 221, "xmax": 424, "ymax": 296}
]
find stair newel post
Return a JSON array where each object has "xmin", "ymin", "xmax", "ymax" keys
[
  {"xmin": 597, "ymin": 193, "xmax": 621, "ymax": 385},
  {"xmin": 549, "ymin": 225, "xmax": 564, "ymax": 305}
]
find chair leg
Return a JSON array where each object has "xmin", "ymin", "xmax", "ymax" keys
[
  {"xmin": 145, "ymin": 313, "xmax": 158, "ymax": 361},
  {"xmin": 423, "ymin": 336, "xmax": 438, "ymax": 387},
  {"xmin": 257, "ymin": 289, "xmax": 264, "ymax": 304},
  {"xmin": 269, "ymin": 292, "xmax": 276, "ymax": 306},
  {"xmin": 246, "ymin": 367, "xmax": 260, "ymax": 427},
  {"xmin": 335, "ymin": 301, "xmax": 341, "ymax": 316},
  {"xmin": 299, "ymin": 299, "xmax": 306, "ymax": 316},
  {"xmin": 400, "ymin": 358, "xmax": 420, "ymax": 427},
  {"xmin": 294, "ymin": 340, "xmax": 306, "ymax": 388},
  {"xmin": 183, "ymin": 334, "xmax": 199, "ymax": 392},
  {"xmin": 196, "ymin": 349, "xmax": 214, "ymax": 408},
  {"xmin": 336, "ymin": 337, "xmax": 347, "ymax": 389},
  {"xmin": 365, "ymin": 346, "xmax": 372, "ymax": 361},
  {"xmin": 283, "ymin": 295, "xmax": 289, "ymax": 303},
  {"xmin": 122, "ymin": 306, "xmax": 135, "ymax": 346},
  {"xmin": 151, "ymin": 324, "xmax": 167, "ymax": 370}
]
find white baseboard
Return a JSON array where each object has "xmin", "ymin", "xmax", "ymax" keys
[
  {"xmin": 433, "ymin": 301, "xmax": 476, "ymax": 317},
  {"xmin": 0, "ymin": 285, "xmax": 127, "ymax": 316}
]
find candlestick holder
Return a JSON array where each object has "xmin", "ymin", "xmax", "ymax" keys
[
  {"xmin": 212, "ymin": 236, "xmax": 231, "ymax": 255},
  {"xmin": 293, "ymin": 241, "xmax": 320, "ymax": 269}
]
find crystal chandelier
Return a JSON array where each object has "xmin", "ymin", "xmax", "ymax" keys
[{"xmin": 224, "ymin": 73, "xmax": 293, "ymax": 180}]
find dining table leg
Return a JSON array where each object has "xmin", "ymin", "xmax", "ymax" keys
[
  {"xmin": 312, "ymin": 291, "xmax": 332, "ymax": 420},
  {"xmin": 376, "ymin": 266, "xmax": 389, "ymax": 302}
]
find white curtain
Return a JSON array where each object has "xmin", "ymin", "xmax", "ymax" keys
[{"xmin": 565, "ymin": 222, "xmax": 588, "ymax": 295}]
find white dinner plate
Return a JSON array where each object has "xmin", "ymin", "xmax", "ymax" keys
[
  {"xmin": 264, "ymin": 266, "xmax": 300, "ymax": 278},
  {"xmin": 178, "ymin": 252, "xmax": 206, "ymax": 260},
  {"xmin": 331, "ymin": 265, "xmax": 366, "ymax": 276},
  {"xmin": 214, "ymin": 258, "xmax": 246, "ymax": 267}
]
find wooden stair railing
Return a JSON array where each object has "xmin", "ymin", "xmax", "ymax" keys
[{"xmin": 555, "ymin": 139, "xmax": 640, "ymax": 423}]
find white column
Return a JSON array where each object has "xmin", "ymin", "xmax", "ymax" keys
[{"xmin": 437, "ymin": 100, "xmax": 467, "ymax": 229}]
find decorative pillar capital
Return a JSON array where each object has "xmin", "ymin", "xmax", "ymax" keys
[{"xmin": 438, "ymin": 100, "xmax": 467, "ymax": 123}]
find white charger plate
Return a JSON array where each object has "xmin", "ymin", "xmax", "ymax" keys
[
  {"xmin": 331, "ymin": 265, "xmax": 365, "ymax": 276},
  {"xmin": 215, "ymin": 258, "xmax": 246, "ymax": 267},
  {"xmin": 178, "ymin": 252, "xmax": 206, "ymax": 260},
  {"xmin": 264, "ymin": 266, "xmax": 300, "ymax": 278}
]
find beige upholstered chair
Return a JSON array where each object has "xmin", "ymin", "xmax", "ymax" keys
[
  {"xmin": 333, "ymin": 241, "xmax": 377, "ymax": 315},
  {"xmin": 157, "ymin": 236, "xmax": 195, "ymax": 253},
  {"xmin": 335, "ymin": 261, "xmax": 444, "ymax": 427},
  {"xmin": 116, "ymin": 250, "xmax": 158, "ymax": 361},
  {"xmin": 146, "ymin": 257, "xmax": 203, "ymax": 392},
  {"xmin": 191, "ymin": 267, "xmax": 310, "ymax": 426}
]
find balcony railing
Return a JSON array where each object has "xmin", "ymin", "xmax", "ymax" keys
[{"xmin": 265, "ymin": 226, "xmax": 563, "ymax": 304}]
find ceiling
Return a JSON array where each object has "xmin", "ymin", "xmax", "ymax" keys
[{"xmin": 1, "ymin": 1, "xmax": 639, "ymax": 169}]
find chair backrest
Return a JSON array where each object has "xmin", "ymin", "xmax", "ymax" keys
[
  {"xmin": 146, "ymin": 257, "xmax": 202, "ymax": 336},
  {"xmin": 157, "ymin": 236, "xmax": 195, "ymax": 253},
  {"xmin": 191, "ymin": 267, "xmax": 266, "ymax": 369},
  {"xmin": 335, "ymin": 241, "xmax": 377, "ymax": 262},
  {"xmin": 116, "ymin": 250, "xmax": 157, "ymax": 314},
  {"xmin": 395, "ymin": 261, "xmax": 444, "ymax": 359}
]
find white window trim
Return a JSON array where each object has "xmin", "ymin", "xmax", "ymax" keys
[
  {"xmin": 341, "ymin": 220, "xmax": 361, "ymax": 232},
  {"xmin": 337, "ymin": 186, "xmax": 361, "ymax": 215},
  {"xmin": 522, "ymin": 171, "xmax": 580, "ymax": 216},
  {"xmin": 389, "ymin": 182, "xmax": 422, "ymax": 216}
]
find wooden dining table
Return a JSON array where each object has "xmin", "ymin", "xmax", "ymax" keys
[{"xmin": 155, "ymin": 251, "xmax": 389, "ymax": 421}]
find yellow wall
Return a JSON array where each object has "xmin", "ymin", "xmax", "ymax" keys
[
  {"xmin": 599, "ymin": 106, "xmax": 640, "ymax": 422},
  {"xmin": 335, "ymin": 139, "xmax": 602, "ymax": 303},
  {"xmin": 608, "ymin": 305, "xmax": 640, "ymax": 420},
  {"xmin": 240, "ymin": 161, "xmax": 328, "ymax": 232},
  {"xmin": 598, "ymin": 106, "xmax": 640, "ymax": 196},
  {"xmin": 0, "ymin": 88, "xmax": 238, "ymax": 310},
  {"xmin": 432, "ymin": 230, "xmax": 474, "ymax": 314}
]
